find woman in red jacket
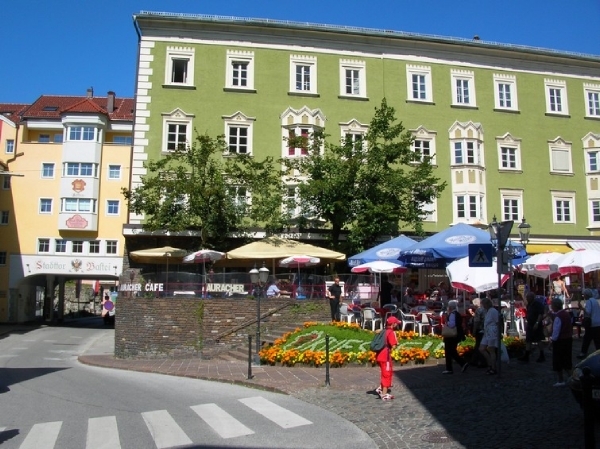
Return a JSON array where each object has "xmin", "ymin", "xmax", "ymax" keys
[{"xmin": 375, "ymin": 316, "xmax": 400, "ymax": 401}]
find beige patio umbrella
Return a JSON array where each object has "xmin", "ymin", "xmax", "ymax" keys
[
  {"xmin": 129, "ymin": 246, "xmax": 188, "ymax": 293},
  {"xmin": 225, "ymin": 237, "xmax": 346, "ymax": 272}
]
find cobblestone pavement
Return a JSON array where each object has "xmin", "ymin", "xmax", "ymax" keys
[{"xmin": 3, "ymin": 322, "xmax": 599, "ymax": 448}]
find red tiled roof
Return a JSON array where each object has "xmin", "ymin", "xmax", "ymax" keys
[
  {"xmin": 20, "ymin": 94, "xmax": 134, "ymax": 122},
  {"xmin": 0, "ymin": 103, "xmax": 30, "ymax": 124}
]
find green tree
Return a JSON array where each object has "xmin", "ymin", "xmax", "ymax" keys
[
  {"xmin": 281, "ymin": 98, "xmax": 446, "ymax": 254},
  {"xmin": 122, "ymin": 131, "xmax": 291, "ymax": 248}
]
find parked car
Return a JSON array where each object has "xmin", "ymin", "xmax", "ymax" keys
[{"xmin": 567, "ymin": 350, "xmax": 600, "ymax": 411}]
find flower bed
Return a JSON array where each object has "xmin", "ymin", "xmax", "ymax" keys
[{"xmin": 259, "ymin": 321, "xmax": 525, "ymax": 367}]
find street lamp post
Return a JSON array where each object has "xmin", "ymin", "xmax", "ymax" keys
[
  {"xmin": 489, "ymin": 215, "xmax": 514, "ymax": 372},
  {"xmin": 249, "ymin": 263, "xmax": 269, "ymax": 365}
]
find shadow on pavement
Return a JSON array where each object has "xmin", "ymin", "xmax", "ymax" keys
[
  {"xmin": 392, "ymin": 360, "xmax": 599, "ymax": 448},
  {"xmin": 0, "ymin": 367, "xmax": 70, "ymax": 391}
]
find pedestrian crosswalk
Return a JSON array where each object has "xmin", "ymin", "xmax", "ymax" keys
[{"xmin": 1, "ymin": 396, "xmax": 313, "ymax": 448}]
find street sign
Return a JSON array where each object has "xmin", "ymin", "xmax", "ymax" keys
[{"xmin": 468, "ymin": 243, "xmax": 494, "ymax": 267}]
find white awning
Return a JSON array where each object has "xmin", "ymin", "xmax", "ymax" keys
[{"xmin": 568, "ymin": 240, "xmax": 600, "ymax": 251}]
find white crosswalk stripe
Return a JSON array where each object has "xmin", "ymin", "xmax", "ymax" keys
[
  {"xmin": 19, "ymin": 421, "xmax": 62, "ymax": 449},
  {"xmin": 2, "ymin": 396, "xmax": 313, "ymax": 448},
  {"xmin": 87, "ymin": 416, "xmax": 121, "ymax": 449},
  {"xmin": 239, "ymin": 396, "xmax": 313, "ymax": 429},
  {"xmin": 191, "ymin": 403, "xmax": 255, "ymax": 439},
  {"xmin": 141, "ymin": 410, "xmax": 193, "ymax": 449}
]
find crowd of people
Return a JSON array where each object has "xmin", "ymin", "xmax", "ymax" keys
[{"xmin": 365, "ymin": 283, "xmax": 600, "ymax": 399}]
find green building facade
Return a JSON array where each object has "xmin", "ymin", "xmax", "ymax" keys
[{"xmin": 131, "ymin": 11, "xmax": 600, "ymax": 252}]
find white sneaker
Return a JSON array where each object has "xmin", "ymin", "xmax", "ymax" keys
[
  {"xmin": 375, "ymin": 387, "xmax": 382, "ymax": 396},
  {"xmin": 553, "ymin": 382, "xmax": 566, "ymax": 387},
  {"xmin": 381, "ymin": 393, "xmax": 394, "ymax": 401}
]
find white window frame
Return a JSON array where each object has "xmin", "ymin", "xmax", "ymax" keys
[
  {"xmin": 226, "ymin": 50, "xmax": 255, "ymax": 90},
  {"xmin": 283, "ymin": 184, "xmax": 302, "ymax": 218},
  {"xmin": 496, "ymin": 133, "xmax": 522, "ymax": 171},
  {"xmin": 454, "ymin": 194, "xmax": 484, "ymax": 221},
  {"xmin": 64, "ymin": 162, "xmax": 98, "ymax": 177},
  {"xmin": 106, "ymin": 200, "xmax": 120, "ymax": 216},
  {"xmin": 339, "ymin": 59, "xmax": 366, "ymax": 98},
  {"xmin": 544, "ymin": 79, "xmax": 569, "ymax": 115},
  {"xmin": 411, "ymin": 126, "xmax": 437, "ymax": 165},
  {"xmin": 281, "ymin": 106, "xmax": 325, "ymax": 159},
  {"xmin": 89, "ymin": 240, "xmax": 101, "ymax": 254},
  {"xmin": 5, "ymin": 139, "xmax": 14, "ymax": 154},
  {"xmin": 165, "ymin": 47, "xmax": 195, "ymax": 87},
  {"xmin": 548, "ymin": 138, "xmax": 573, "ymax": 174},
  {"xmin": 406, "ymin": 65, "xmax": 432, "ymax": 103},
  {"xmin": 493, "ymin": 73, "xmax": 518, "ymax": 111},
  {"xmin": 108, "ymin": 165, "xmax": 121, "ymax": 180},
  {"xmin": 500, "ymin": 190, "xmax": 523, "ymax": 222},
  {"xmin": 589, "ymin": 200, "xmax": 600, "ymax": 225},
  {"xmin": 585, "ymin": 148, "xmax": 600, "ymax": 174},
  {"xmin": 38, "ymin": 238, "xmax": 50, "ymax": 253},
  {"xmin": 161, "ymin": 108, "xmax": 194, "ymax": 153},
  {"xmin": 228, "ymin": 186, "xmax": 251, "ymax": 212},
  {"xmin": 61, "ymin": 198, "xmax": 96, "ymax": 213},
  {"xmin": 451, "ymin": 140, "xmax": 482, "ymax": 166},
  {"xmin": 41, "ymin": 163, "xmax": 55, "ymax": 179},
  {"xmin": 340, "ymin": 119, "xmax": 368, "ymax": 155},
  {"xmin": 222, "ymin": 112, "xmax": 255, "ymax": 156},
  {"xmin": 68, "ymin": 126, "xmax": 96, "ymax": 142},
  {"xmin": 39, "ymin": 198, "xmax": 53, "ymax": 214},
  {"xmin": 289, "ymin": 55, "xmax": 317, "ymax": 95},
  {"xmin": 584, "ymin": 83, "xmax": 600, "ymax": 118},
  {"xmin": 106, "ymin": 240, "xmax": 118, "ymax": 255},
  {"xmin": 451, "ymin": 69, "xmax": 476, "ymax": 107},
  {"xmin": 55, "ymin": 239, "xmax": 67, "ymax": 253},
  {"xmin": 551, "ymin": 191, "xmax": 575, "ymax": 224},
  {"xmin": 421, "ymin": 198, "xmax": 437, "ymax": 222}
]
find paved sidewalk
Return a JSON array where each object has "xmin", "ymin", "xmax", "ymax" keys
[
  {"xmin": 78, "ymin": 339, "xmax": 599, "ymax": 449},
  {"xmin": 3, "ymin": 322, "xmax": 598, "ymax": 448}
]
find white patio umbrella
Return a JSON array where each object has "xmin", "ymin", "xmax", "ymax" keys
[
  {"xmin": 183, "ymin": 249, "xmax": 226, "ymax": 296},
  {"xmin": 350, "ymin": 260, "xmax": 407, "ymax": 274},
  {"xmin": 446, "ymin": 256, "xmax": 510, "ymax": 293},
  {"xmin": 557, "ymin": 249, "xmax": 600, "ymax": 276},
  {"xmin": 351, "ymin": 261, "xmax": 407, "ymax": 307},
  {"xmin": 521, "ymin": 252, "xmax": 564, "ymax": 278},
  {"xmin": 279, "ymin": 255, "xmax": 320, "ymax": 298}
]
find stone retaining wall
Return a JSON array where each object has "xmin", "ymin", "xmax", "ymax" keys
[{"xmin": 114, "ymin": 294, "xmax": 331, "ymax": 359}]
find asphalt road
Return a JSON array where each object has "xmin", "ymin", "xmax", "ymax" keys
[{"xmin": 0, "ymin": 323, "xmax": 375, "ymax": 449}]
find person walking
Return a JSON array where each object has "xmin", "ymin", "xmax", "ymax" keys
[
  {"xmin": 470, "ymin": 300, "xmax": 487, "ymax": 367},
  {"xmin": 442, "ymin": 300, "xmax": 468, "ymax": 374},
  {"xmin": 551, "ymin": 275, "xmax": 570, "ymax": 303},
  {"xmin": 518, "ymin": 292, "xmax": 547, "ymax": 363},
  {"xmin": 375, "ymin": 316, "xmax": 400, "ymax": 400},
  {"xmin": 549, "ymin": 297, "xmax": 573, "ymax": 387},
  {"xmin": 479, "ymin": 297, "xmax": 499, "ymax": 375},
  {"xmin": 327, "ymin": 277, "xmax": 342, "ymax": 322},
  {"xmin": 577, "ymin": 288, "xmax": 600, "ymax": 359}
]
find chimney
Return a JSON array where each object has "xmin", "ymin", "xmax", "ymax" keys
[
  {"xmin": 107, "ymin": 91, "xmax": 115, "ymax": 113},
  {"xmin": 86, "ymin": 87, "xmax": 94, "ymax": 98}
]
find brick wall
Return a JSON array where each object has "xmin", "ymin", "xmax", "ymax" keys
[{"xmin": 114, "ymin": 295, "xmax": 331, "ymax": 359}]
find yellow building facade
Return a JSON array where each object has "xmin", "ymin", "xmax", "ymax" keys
[{"xmin": 0, "ymin": 90, "xmax": 134, "ymax": 323}]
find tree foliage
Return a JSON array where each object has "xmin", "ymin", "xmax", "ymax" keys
[
  {"xmin": 122, "ymin": 131, "xmax": 291, "ymax": 248},
  {"xmin": 281, "ymin": 98, "xmax": 446, "ymax": 254}
]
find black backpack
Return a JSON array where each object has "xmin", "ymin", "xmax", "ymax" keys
[{"xmin": 370, "ymin": 329, "xmax": 387, "ymax": 352}]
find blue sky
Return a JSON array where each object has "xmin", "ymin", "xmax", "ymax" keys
[{"xmin": 2, "ymin": 0, "xmax": 599, "ymax": 104}]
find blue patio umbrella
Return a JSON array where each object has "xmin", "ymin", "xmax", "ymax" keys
[
  {"xmin": 398, "ymin": 223, "xmax": 527, "ymax": 268},
  {"xmin": 348, "ymin": 235, "xmax": 417, "ymax": 267}
]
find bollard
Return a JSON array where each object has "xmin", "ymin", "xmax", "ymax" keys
[
  {"xmin": 247, "ymin": 335, "xmax": 254, "ymax": 380},
  {"xmin": 581, "ymin": 366, "xmax": 595, "ymax": 449},
  {"xmin": 325, "ymin": 334, "xmax": 330, "ymax": 386}
]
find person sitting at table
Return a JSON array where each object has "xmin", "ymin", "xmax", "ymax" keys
[{"xmin": 266, "ymin": 280, "xmax": 281, "ymax": 298}]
